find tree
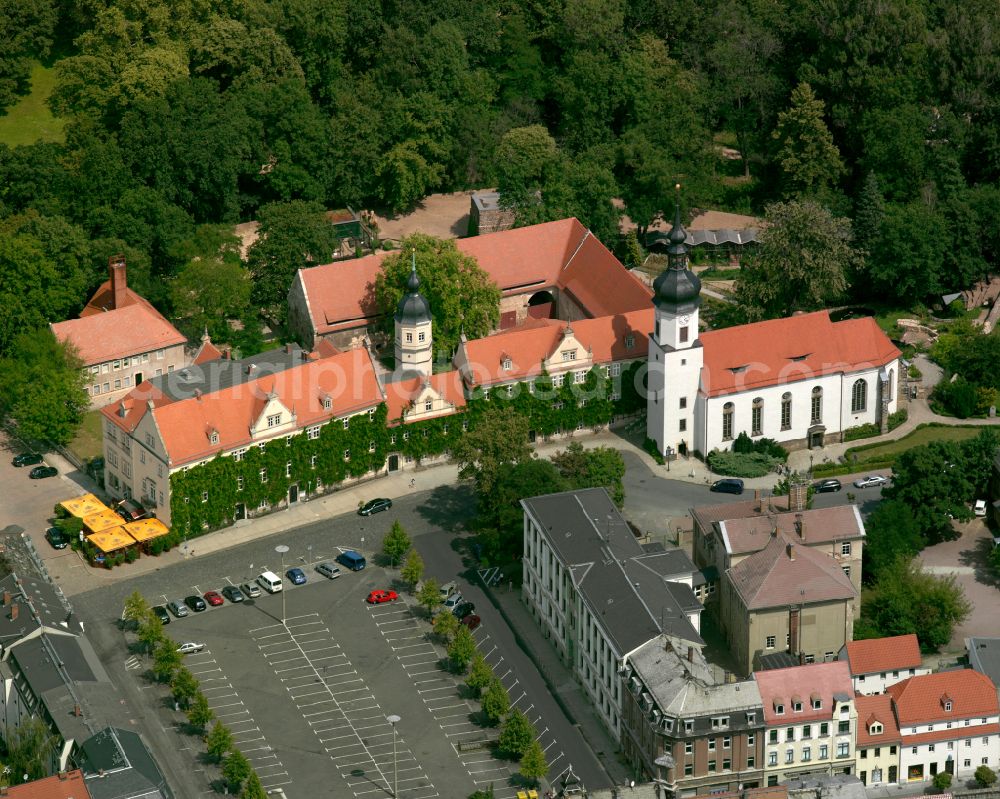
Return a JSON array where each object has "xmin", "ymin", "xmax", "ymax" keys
[
  {"xmin": 480, "ymin": 678, "xmax": 510, "ymax": 726},
  {"xmin": 494, "ymin": 126, "xmax": 557, "ymax": 202},
  {"xmin": 187, "ymin": 692, "xmax": 215, "ymax": 732},
  {"xmin": 933, "ymin": 771, "xmax": 953, "ymax": 791},
  {"xmin": 853, "ymin": 173, "xmax": 885, "ymax": 257},
  {"xmin": 468, "ymin": 787, "xmax": 496, "ymax": 799},
  {"xmin": 373, "ymin": 233, "xmax": 501, "ymax": 357},
  {"xmin": 433, "ymin": 609, "xmax": 459, "ymax": 643},
  {"xmin": 772, "ymin": 82, "xmax": 844, "ymax": 198},
  {"xmin": 975, "ymin": 766, "xmax": 997, "ymax": 788},
  {"xmin": 401, "ymin": 549, "xmax": 424, "ymax": 589},
  {"xmin": 498, "ymin": 709, "xmax": 536, "ymax": 759},
  {"xmin": 0, "ymin": 331, "xmax": 89, "ymax": 446},
  {"xmin": 137, "ymin": 615, "xmax": 166, "ymax": 654},
  {"xmin": 222, "ymin": 749, "xmax": 252, "ymax": 793},
  {"xmin": 465, "ymin": 653, "xmax": 493, "ymax": 699},
  {"xmin": 152, "ymin": 639, "xmax": 183, "ymax": 682},
  {"xmin": 518, "ymin": 738, "xmax": 548, "ymax": 783},
  {"xmin": 735, "ymin": 200, "xmax": 858, "ymax": 320},
  {"xmin": 551, "ymin": 443, "xmax": 626, "ymax": 507},
  {"xmin": 4, "ymin": 718, "xmax": 59, "ymax": 782},
  {"xmin": 416, "ymin": 578, "xmax": 442, "ymax": 617},
  {"xmin": 169, "ymin": 238, "xmax": 251, "ymax": 340},
  {"xmin": 381, "ymin": 521, "xmax": 411, "ymax": 568},
  {"xmin": 241, "ymin": 770, "xmax": 268, "ymax": 799},
  {"xmin": 861, "ymin": 500, "xmax": 924, "ymax": 584},
  {"xmin": 451, "ymin": 407, "xmax": 532, "ymax": 497},
  {"xmin": 171, "ymin": 667, "xmax": 199, "ymax": 709},
  {"xmin": 122, "ymin": 591, "xmax": 151, "ymax": 629},
  {"xmin": 447, "ymin": 624, "xmax": 477, "ymax": 673},
  {"xmin": 866, "ymin": 202, "xmax": 946, "ymax": 304},
  {"xmin": 205, "ymin": 721, "xmax": 234, "ymax": 762},
  {"xmin": 246, "ymin": 200, "xmax": 340, "ymax": 322}
]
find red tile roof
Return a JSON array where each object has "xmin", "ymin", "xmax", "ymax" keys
[
  {"xmin": 728, "ymin": 534, "xmax": 857, "ymax": 610},
  {"xmin": 458, "ymin": 309, "xmax": 652, "ymax": 387},
  {"xmin": 5, "ymin": 769, "xmax": 91, "ymax": 798},
  {"xmin": 691, "ymin": 496, "xmax": 790, "ymax": 532},
  {"xmin": 80, "ymin": 277, "xmax": 148, "ymax": 316},
  {"xmin": 103, "ymin": 348, "xmax": 384, "ymax": 467},
  {"xmin": 719, "ymin": 505, "xmax": 864, "ymax": 556},
  {"xmin": 297, "ymin": 219, "xmax": 652, "ymax": 337},
  {"xmin": 902, "ymin": 723, "xmax": 1000, "ymax": 746},
  {"xmin": 855, "ymin": 694, "xmax": 902, "ymax": 745},
  {"xmin": 384, "ymin": 370, "xmax": 467, "ymax": 424},
  {"xmin": 699, "ymin": 311, "xmax": 900, "ymax": 397},
  {"xmin": 887, "ymin": 670, "xmax": 999, "ymax": 725},
  {"xmin": 755, "ymin": 661, "xmax": 853, "ymax": 724},
  {"xmin": 844, "ymin": 635, "xmax": 922, "ymax": 676},
  {"xmin": 51, "ymin": 303, "xmax": 187, "ymax": 365},
  {"xmin": 193, "ymin": 338, "xmax": 224, "ymax": 365}
]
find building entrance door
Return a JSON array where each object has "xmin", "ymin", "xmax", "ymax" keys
[{"xmin": 289, "ymin": 484, "xmax": 299, "ymax": 504}]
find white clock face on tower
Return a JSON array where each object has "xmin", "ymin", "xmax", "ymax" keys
[{"xmin": 678, "ymin": 314, "xmax": 691, "ymax": 325}]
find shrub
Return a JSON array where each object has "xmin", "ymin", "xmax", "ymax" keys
[
  {"xmin": 934, "ymin": 376, "xmax": 979, "ymax": 418},
  {"xmin": 732, "ymin": 431, "xmax": 754, "ymax": 454},
  {"xmin": 907, "ymin": 364, "xmax": 922, "ymax": 379},
  {"xmin": 887, "ymin": 408, "xmax": 908, "ymax": 430},
  {"xmin": 753, "ymin": 438, "xmax": 788, "ymax": 462},
  {"xmin": 975, "ymin": 765, "xmax": 997, "ymax": 788},
  {"xmin": 642, "ymin": 437, "xmax": 665, "ymax": 465},
  {"xmin": 707, "ymin": 450, "xmax": 777, "ymax": 478},
  {"xmin": 844, "ymin": 423, "xmax": 881, "ymax": 442},
  {"xmin": 932, "ymin": 771, "xmax": 952, "ymax": 791}
]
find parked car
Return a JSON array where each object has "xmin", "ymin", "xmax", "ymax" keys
[
  {"xmin": 853, "ymin": 475, "xmax": 889, "ymax": 489},
  {"xmin": 439, "ymin": 581, "xmax": 458, "ymax": 600},
  {"xmin": 152, "ymin": 606, "xmax": 170, "ymax": 624},
  {"xmin": 336, "ymin": 551, "xmax": 366, "ymax": 571},
  {"xmin": 240, "ymin": 582, "xmax": 261, "ymax": 599},
  {"xmin": 221, "ymin": 585, "xmax": 244, "ymax": 603},
  {"xmin": 176, "ymin": 642, "xmax": 205, "ymax": 655},
  {"xmin": 974, "ymin": 499, "xmax": 988, "ymax": 517},
  {"xmin": 45, "ymin": 527, "xmax": 68, "ymax": 549},
  {"xmin": 116, "ymin": 498, "xmax": 149, "ymax": 522},
  {"xmin": 86, "ymin": 457, "xmax": 104, "ymax": 480},
  {"xmin": 813, "ymin": 479, "xmax": 842, "ymax": 493},
  {"xmin": 461, "ymin": 614, "xmax": 482, "ymax": 631},
  {"xmin": 29, "ymin": 465, "xmax": 58, "ymax": 479},
  {"xmin": 710, "ymin": 478, "xmax": 744, "ymax": 495},
  {"xmin": 443, "ymin": 593, "xmax": 464, "ymax": 611},
  {"xmin": 286, "ymin": 567, "xmax": 307, "ymax": 585},
  {"xmin": 12, "ymin": 453, "xmax": 42, "ymax": 467},
  {"xmin": 366, "ymin": 589, "xmax": 398, "ymax": 604},
  {"xmin": 315, "ymin": 562, "xmax": 341, "ymax": 580},
  {"xmin": 358, "ymin": 498, "xmax": 392, "ymax": 516},
  {"xmin": 453, "ymin": 601, "xmax": 476, "ymax": 620},
  {"xmin": 167, "ymin": 600, "xmax": 188, "ymax": 618},
  {"xmin": 184, "ymin": 595, "xmax": 207, "ymax": 612},
  {"xmin": 203, "ymin": 590, "xmax": 224, "ymax": 607}
]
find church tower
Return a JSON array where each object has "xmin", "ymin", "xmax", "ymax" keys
[
  {"xmin": 394, "ymin": 253, "xmax": 433, "ymax": 377},
  {"xmin": 646, "ymin": 187, "xmax": 703, "ymax": 458}
]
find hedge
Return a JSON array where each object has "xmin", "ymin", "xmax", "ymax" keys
[{"xmin": 707, "ymin": 450, "xmax": 779, "ymax": 478}]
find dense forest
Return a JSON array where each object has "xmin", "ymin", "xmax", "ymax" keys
[{"xmin": 2, "ymin": 0, "xmax": 1000, "ymax": 361}]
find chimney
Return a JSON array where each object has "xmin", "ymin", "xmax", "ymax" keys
[
  {"xmin": 246, "ymin": 364, "xmax": 257, "ymax": 375},
  {"xmin": 2, "ymin": 591, "xmax": 9, "ymax": 606},
  {"xmin": 795, "ymin": 513, "xmax": 804, "ymax": 538},
  {"xmin": 10, "ymin": 604, "xmax": 18, "ymax": 621},
  {"xmin": 786, "ymin": 543, "xmax": 794, "ymax": 560},
  {"xmin": 768, "ymin": 515, "xmax": 777, "ymax": 537},
  {"xmin": 789, "ymin": 482, "xmax": 808, "ymax": 511},
  {"xmin": 194, "ymin": 388, "xmax": 202, "ymax": 401},
  {"xmin": 109, "ymin": 254, "xmax": 127, "ymax": 310},
  {"xmin": 790, "ymin": 607, "xmax": 800, "ymax": 653},
  {"xmin": 767, "ymin": 495, "xmax": 774, "ymax": 512},
  {"xmin": 687, "ymin": 646, "xmax": 694, "ymax": 663},
  {"xmin": 285, "ymin": 342, "xmax": 294, "ymax": 354},
  {"xmin": 74, "ymin": 704, "xmax": 82, "ymax": 717},
  {"xmin": 754, "ymin": 489, "xmax": 762, "ymax": 512},
  {"xmin": 58, "ymin": 771, "xmax": 67, "ymax": 780}
]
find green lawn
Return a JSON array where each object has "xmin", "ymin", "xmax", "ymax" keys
[
  {"xmin": 844, "ymin": 424, "xmax": 984, "ymax": 462},
  {"xmin": 0, "ymin": 62, "xmax": 66, "ymax": 147},
  {"xmin": 68, "ymin": 410, "xmax": 105, "ymax": 463}
]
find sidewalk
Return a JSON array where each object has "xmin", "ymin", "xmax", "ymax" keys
[{"xmin": 490, "ymin": 586, "xmax": 632, "ymax": 786}]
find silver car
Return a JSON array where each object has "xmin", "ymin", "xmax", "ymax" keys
[
  {"xmin": 316, "ymin": 562, "xmax": 341, "ymax": 580},
  {"xmin": 241, "ymin": 582, "xmax": 261, "ymax": 599},
  {"xmin": 167, "ymin": 600, "xmax": 189, "ymax": 618},
  {"xmin": 176, "ymin": 642, "xmax": 205, "ymax": 655}
]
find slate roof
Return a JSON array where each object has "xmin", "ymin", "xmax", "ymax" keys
[
  {"xmin": 886, "ymin": 669, "xmax": 999, "ymax": 725},
  {"xmin": 842, "ymin": 634, "xmax": 922, "ymax": 676},
  {"xmin": 690, "ymin": 496, "xmax": 790, "ymax": 533},
  {"xmin": 755, "ymin": 661, "xmax": 853, "ymax": 724},
  {"xmin": 719, "ymin": 505, "xmax": 865, "ymax": 557},
  {"xmin": 727, "ymin": 534, "xmax": 857, "ymax": 610},
  {"xmin": 521, "ymin": 489, "xmax": 702, "ymax": 655},
  {"xmin": 80, "ymin": 727, "xmax": 172, "ymax": 799},
  {"xmin": 966, "ymin": 637, "xmax": 1000, "ymax": 687},
  {"xmin": 699, "ymin": 311, "xmax": 900, "ymax": 398}
]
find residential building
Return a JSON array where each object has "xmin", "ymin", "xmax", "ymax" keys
[
  {"xmin": 722, "ymin": 534, "xmax": 858, "ymax": 676},
  {"xmin": 755, "ymin": 662, "xmax": 857, "ymax": 785},
  {"xmin": 646, "ymin": 200, "xmax": 900, "ymax": 457},
  {"xmin": 888, "ymin": 669, "xmax": 1000, "ymax": 783},
  {"xmin": 521, "ymin": 488, "xmax": 703, "ymax": 738},
  {"xmin": 840, "ymin": 635, "xmax": 928, "ymax": 695},
  {"xmin": 4, "ymin": 769, "xmax": 91, "ymax": 799},
  {"xmin": 79, "ymin": 727, "xmax": 172, "ymax": 799},
  {"xmin": 621, "ymin": 634, "xmax": 765, "ymax": 795},
  {"xmin": 966, "ymin": 637, "xmax": 1000, "ymax": 688},
  {"xmin": 51, "ymin": 256, "xmax": 188, "ymax": 408},
  {"xmin": 854, "ymin": 694, "xmax": 902, "ymax": 786},
  {"xmin": 101, "ymin": 343, "xmax": 384, "ymax": 526}
]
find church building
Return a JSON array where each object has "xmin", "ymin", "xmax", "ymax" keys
[{"xmin": 646, "ymin": 195, "xmax": 900, "ymax": 456}]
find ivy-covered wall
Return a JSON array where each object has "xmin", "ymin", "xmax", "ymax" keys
[{"xmin": 169, "ymin": 363, "xmax": 648, "ymax": 534}]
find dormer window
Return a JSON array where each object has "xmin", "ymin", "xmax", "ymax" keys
[
  {"xmin": 870, "ymin": 722, "xmax": 883, "ymax": 735},
  {"xmin": 561, "ymin": 349, "xmax": 576, "ymax": 362},
  {"xmin": 788, "ymin": 354, "xmax": 810, "ymax": 362},
  {"xmin": 209, "ymin": 430, "xmax": 219, "ymax": 445},
  {"xmin": 812, "ymin": 698, "xmax": 823, "ymax": 710},
  {"xmin": 323, "ymin": 396, "xmax": 332, "ymax": 411},
  {"xmin": 502, "ymin": 358, "xmax": 512, "ymax": 371},
  {"xmin": 624, "ymin": 334, "xmax": 635, "ymax": 349},
  {"xmin": 793, "ymin": 702, "xmax": 803, "ymax": 713},
  {"xmin": 774, "ymin": 702, "xmax": 785, "ymax": 715},
  {"xmin": 942, "ymin": 695, "xmax": 953, "ymax": 712},
  {"xmin": 425, "ymin": 400, "xmax": 433, "ymax": 411},
  {"xmin": 267, "ymin": 413, "xmax": 281, "ymax": 427},
  {"xmin": 727, "ymin": 365, "xmax": 749, "ymax": 374}
]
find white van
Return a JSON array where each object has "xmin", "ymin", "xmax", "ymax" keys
[{"xmin": 257, "ymin": 570, "xmax": 283, "ymax": 594}]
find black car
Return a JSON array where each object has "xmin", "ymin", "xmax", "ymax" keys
[
  {"xmin": 12, "ymin": 453, "xmax": 43, "ymax": 467},
  {"xmin": 813, "ymin": 478, "xmax": 842, "ymax": 493},
  {"xmin": 710, "ymin": 478, "xmax": 744, "ymax": 495},
  {"xmin": 453, "ymin": 601, "xmax": 476, "ymax": 620},
  {"xmin": 29, "ymin": 465, "xmax": 58, "ymax": 479},
  {"xmin": 358, "ymin": 498, "xmax": 392, "ymax": 516},
  {"xmin": 45, "ymin": 527, "xmax": 67, "ymax": 550},
  {"xmin": 221, "ymin": 585, "xmax": 244, "ymax": 603},
  {"xmin": 117, "ymin": 499, "xmax": 149, "ymax": 522},
  {"xmin": 152, "ymin": 606, "xmax": 170, "ymax": 625},
  {"xmin": 184, "ymin": 595, "xmax": 207, "ymax": 612}
]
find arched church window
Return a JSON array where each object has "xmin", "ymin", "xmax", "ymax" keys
[
  {"xmin": 781, "ymin": 392, "xmax": 792, "ymax": 431},
  {"xmin": 851, "ymin": 379, "xmax": 867, "ymax": 413},
  {"xmin": 722, "ymin": 402, "xmax": 734, "ymax": 441},
  {"xmin": 811, "ymin": 387, "xmax": 823, "ymax": 424},
  {"xmin": 751, "ymin": 398, "xmax": 764, "ymax": 436}
]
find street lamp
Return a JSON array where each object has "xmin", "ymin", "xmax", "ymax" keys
[
  {"xmin": 275, "ymin": 545, "xmax": 289, "ymax": 625},
  {"xmin": 386, "ymin": 714, "xmax": 401, "ymax": 797}
]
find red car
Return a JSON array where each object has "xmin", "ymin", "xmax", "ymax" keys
[
  {"xmin": 461, "ymin": 614, "xmax": 481, "ymax": 631},
  {"xmin": 366, "ymin": 590, "xmax": 399, "ymax": 605},
  {"xmin": 203, "ymin": 590, "xmax": 224, "ymax": 607}
]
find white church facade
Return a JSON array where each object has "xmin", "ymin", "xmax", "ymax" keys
[{"xmin": 646, "ymin": 196, "xmax": 901, "ymax": 457}]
